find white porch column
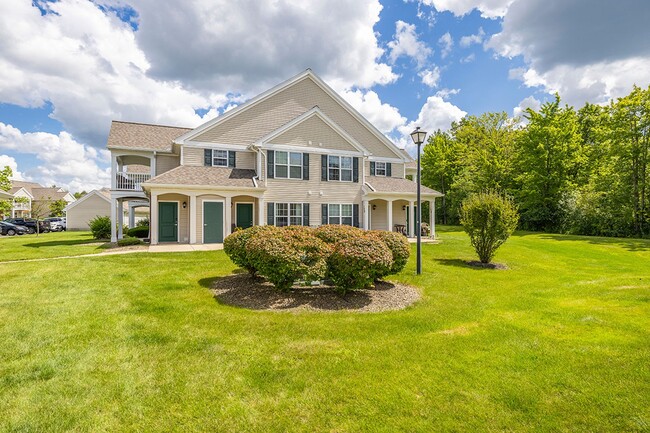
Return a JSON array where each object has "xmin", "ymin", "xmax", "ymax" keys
[
  {"xmin": 225, "ymin": 196, "xmax": 232, "ymax": 237},
  {"xmin": 408, "ymin": 201, "xmax": 415, "ymax": 237},
  {"xmin": 363, "ymin": 200, "xmax": 370, "ymax": 230},
  {"xmin": 150, "ymin": 192, "xmax": 158, "ymax": 245},
  {"xmin": 387, "ymin": 199, "xmax": 393, "ymax": 232},
  {"xmin": 117, "ymin": 198, "xmax": 124, "ymax": 239},
  {"xmin": 189, "ymin": 193, "xmax": 197, "ymax": 244},
  {"xmin": 258, "ymin": 197, "xmax": 265, "ymax": 226},
  {"xmin": 111, "ymin": 155, "xmax": 118, "ymax": 189},
  {"xmin": 151, "ymin": 153, "xmax": 157, "ymax": 177},
  {"xmin": 110, "ymin": 197, "xmax": 117, "ymax": 242},
  {"xmin": 128, "ymin": 204, "xmax": 135, "ymax": 228},
  {"xmin": 430, "ymin": 199, "xmax": 436, "ymax": 239}
]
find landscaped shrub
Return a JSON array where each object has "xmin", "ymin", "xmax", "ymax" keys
[
  {"xmin": 117, "ymin": 236, "xmax": 142, "ymax": 246},
  {"xmin": 127, "ymin": 226, "xmax": 149, "ymax": 238},
  {"xmin": 89, "ymin": 216, "xmax": 111, "ymax": 240},
  {"xmin": 247, "ymin": 227, "xmax": 330, "ymax": 291},
  {"xmin": 327, "ymin": 236, "xmax": 392, "ymax": 293},
  {"xmin": 460, "ymin": 191, "xmax": 519, "ymax": 263},
  {"xmin": 136, "ymin": 218, "xmax": 149, "ymax": 227},
  {"xmin": 224, "ymin": 225, "xmax": 279, "ymax": 276},
  {"xmin": 314, "ymin": 224, "xmax": 364, "ymax": 244},
  {"xmin": 372, "ymin": 230, "xmax": 411, "ymax": 274}
]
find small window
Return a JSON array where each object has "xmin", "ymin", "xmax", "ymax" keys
[
  {"xmin": 375, "ymin": 161, "xmax": 387, "ymax": 176},
  {"xmin": 328, "ymin": 204, "xmax": 353, "ymax": 226},
  {"xmin": 275, "ymin": 151, "xmax": 302, "ymax": 179},
  {"xmin": 213, "ymin": 150, "xmax": 228, "ymax": 167},
  {"xmin": 328, "ymin": 156, "xmax": 352, "ymax": 182},
  {"xmin": 275, "ymin": 203, "xmax": 289, "ymax": 227},
  {"xmin": 290, "ymin": 203, "xmax": 303, "ymax": 226}
]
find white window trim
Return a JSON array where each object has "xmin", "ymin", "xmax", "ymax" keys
[
  {"xmin": 328, "ymin": 155, "xmax": 353, "ymax": 182},
  {"xmin": 274, "ymin": 202, "xmax": 304, "ymax": 227},
  {"xmin": 212, "ymin": 149, "xmax": 229, "ymax": 167},
  {"xmin": 274, "ymin": 151, "xmax": 303, "ymax": 180},
  {"xmin": 374, "ymin": 161, "xmax": 387, "ymax": 176},
  {"xmin": 327, "ymin": 203, "xmax": 353, "ymax": 226}
]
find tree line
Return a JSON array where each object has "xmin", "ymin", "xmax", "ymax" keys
[{"xmin": 421, "ymin": 85, "xmax": 650, "ymax": 238}]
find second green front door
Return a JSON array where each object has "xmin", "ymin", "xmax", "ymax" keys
[
  {"xmin": 203, "ymin": 201, "xmax": 224, "ymax": 243},
  {"xmin": 236, "ymin": 203, "xmax": 253, "ymax": 229},
  {"xmin": 159, "ymin": 202, "xmax": 178, "ymax": 242}
]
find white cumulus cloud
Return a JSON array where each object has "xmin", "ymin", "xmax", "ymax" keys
[
  {"xmin": 387, "ymin": 20, "xmax": 432, "ymax": 68},
  {"xmin": 419, "ymin": 67, "xmax": 442, "ymax": 88},
  {"xmin": 438, "ymin": 32, "xmax": 454, "ymax": 59}
]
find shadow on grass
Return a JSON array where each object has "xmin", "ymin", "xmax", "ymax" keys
[
  {"xmin": 434, "ymin": 258, "xmax": 507, "ymax": 270},
  {"xmin": 23, "ymin": 239, "xmax": 106, "ymax": 248},
  {"xmin": 200, "ymin": 274, "xmax": 378, "ymax": 311},
  {"xmin": 512, "ymin": 231, "xmax": 650, "ymax": 252}
]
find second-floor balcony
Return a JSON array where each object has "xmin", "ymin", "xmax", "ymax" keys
[
  {"xmin": 115, "ymin": 172, "xmax": 151, "ymax": 191},
  {"xmin": 13, "ymin": 201, "xmax": 31, "ymax": 210}
]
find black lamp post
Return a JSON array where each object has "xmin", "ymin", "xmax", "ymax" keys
[{"xmin": 410, "ymin": 127, "xmax": 427, "ymax": 275}]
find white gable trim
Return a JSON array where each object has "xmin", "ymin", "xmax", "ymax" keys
[
  {"xmin": 174, "ymin": 70, "xmax": 408, "ymax": 161},
  {"xmin": 12, "ymin": 187, "xmax": 34, "ymax": 200},
  {"xmin": 255, "ymin": 107, "xmax": 370, "ymax": 156},
  {"xmin": 64, "ymin": 190, "xmax": 110, "ymax": 211},
  {"xmin": 182, "ymin": 142, "xmax": 250, "ymax": 151}
]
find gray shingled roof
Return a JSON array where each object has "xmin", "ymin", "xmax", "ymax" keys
[
  {"xmin": 107, "ymin": 121, "xmax": 192, "ymax": 152},
  {"xmin": 365, "ymin": 176, "xmax": 441, "ymax": 195},
  {"xmin": 30, "ymin": 188, "xmax": 69, "ymax": 201},
  {"xmin": 144, "ymin": 166, "xmax": 258, "ymax": 188}
]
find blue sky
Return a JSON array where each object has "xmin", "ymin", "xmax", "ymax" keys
[{"xmin": 1, "ymin": 0, "xmax": 648, "ymax": 192}]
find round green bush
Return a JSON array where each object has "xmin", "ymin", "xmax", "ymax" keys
[
  {"xmin": 372, "ymin": 230, "xmax": 411, "ymax": 274},
  {"xmin": 314, "ymin": 224, "xmax": 365, "ymax": 244},
  {"xmin": 247, "ymin": 227, "xmax": 330, "ymax": 291},
  {"xmin": 89, "ymin": 215, "xmax": 111, "ymax": 240},
  {"xmin": 223, "ymin": 225, "xmax": 278, "ymax": 275},
  {"xmin": 327, "ymin": 235, "xmax": 392, "ymax": 293},
  {"xmin": 127, "ymin": 226, "xmax": 149, "ymax": 238},
  {"xmin": 117, "ymin": 236, "xmax": 142, "ymax": 246}
]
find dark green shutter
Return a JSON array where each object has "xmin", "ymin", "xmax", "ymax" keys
[
  {"xmin": 370, "ymin": 161, "xmax": 375, "ymax": 176},
  {"xmin": 204, "ymin": 149, "xmax": 212, "ymax": 166},
  {"xmin": 386, "ymin": 163, "xmax": 392, "ymax": 177},
  {"xmin": 267, "ymin": 202, "xmax": 275, "ymax": 226},
  {"xmin": 321, "ymin": 155, "xmax": 327, "ymax": 181},
  {"xmin": 321, "ymin": 204, "xmax": 328, "ymax": 225},
  {"xmin": 353, "ymin": 157, "xmax": 359, "ymax": 182},
  {"xmin": 303, "ymin": 203, "xmax": 310, "ymax": 226},
  {"xmin": 353, "ymin": 204, "xmax": 359, "ymax": 228},
  {"xmin": 303, "ymin": 153, "xmax": 309, "ymax": 180},
  {"xmin": 228, "ymin": 151, "xmax": 236, "ymax": 168},
  {"xmin": 267, "ymin": 150, "xmax": 274, "ymax": 179}
]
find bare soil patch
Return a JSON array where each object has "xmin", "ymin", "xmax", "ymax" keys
[
  {"xmin": 210, "ymin": 273, "xmax": 420, "ymax": 313},
  {"xmin": 466, "ymin": 260, "xmax": 508, "ymax": 270}
]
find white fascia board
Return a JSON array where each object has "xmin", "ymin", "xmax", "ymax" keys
[
  {"xmin": 108, "ymin": 147, "xmax": 161, "ymax": 155},
  {"xmin": 182, "ymin": 141, "xmax": 250, "ymax": 151},
  {"xmin": 255, "ymin": 107, "xmax": 371, "ymax": 156},
  {"xmin": 367, "ymin": 156, "xmax": 405, "ymax": 163},
  {"xmin": 260, "ymin": 143, "xmax": 362, "ymax": 157},
  {"xmin": 143, "ymin": 184, "xmax": 266, "ymax": 195},
  {"xmin": 364, "ymin": 191, "xmax": 443, "ymax": 199},
  {"xmin": 13, "ymin": 187, "xmax": 34, "ymax": 199}
]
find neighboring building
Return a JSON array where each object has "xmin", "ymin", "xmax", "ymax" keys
[
  {"xmin": 6, "ymin": 181, "xmax": 75, "ymax": 218},
  {"xmin": 107, "ymin": 69, "xmax": 442, "ymax": 244},
  {"xmin": 65, "ymin": 188, "xmax": 147, "ymax": 230}
]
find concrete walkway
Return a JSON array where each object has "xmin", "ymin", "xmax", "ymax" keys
[{"xmin": 148, "ymin": 243, "xmax": 223, "ymax": 253}]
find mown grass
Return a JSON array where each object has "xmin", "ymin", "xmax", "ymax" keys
[
  {"xmin": 0, "ymin": 231, "xmax": 107, "ymax": 261},
  {"xmin": 0, "ymin": 227, "xmax": 648, "ymax": 432}
]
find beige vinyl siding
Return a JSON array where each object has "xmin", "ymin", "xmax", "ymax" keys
[
  {"xmin": 392, "ymin": 200, "xmax": 408, "ymax": 228},
  {"xmin": 365, "ymin": 161, "xmax": 405, "ymax": 179},
  {"xmin": 369, "ymin": 199, "xmax": 408, "ymax": 231},
  {"xmin": 196, "ymin": 194, "xmax": 225, "ymax": 243},
  {"xmin": 268, "ymin": 115, "xmax": 358, "ymax": 152},
  {"xmin": 158, "ymin": 193, "xmax": 189, "ymax": 243},
  {"xmin": 67, "ymin": 194, "xmax": 110, "ymax": 230},
  {"xmin": 264, "ymin": 152, "xmax": 363, "ymax": 226},
  {"xmin": 183, "ymin": 147, "xmax": 257, "ymax": 170},
  {"xmin": 192, "ymin": 76, "xmax": 399, "ymax": 158},
  {"xmin": 156, "ymin": 155, "xmax": 180, "ymax": 175}
]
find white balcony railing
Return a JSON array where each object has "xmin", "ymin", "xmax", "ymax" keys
[
  {"xmin": 13, "ymin": 202, "xmax": 30, "ymax": 210},
  {"xmin": 115, "ymin": 172, "xmax": 151, "ymax": 191}
]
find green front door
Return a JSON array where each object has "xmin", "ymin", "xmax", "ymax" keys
[
  {"xmin": 203, "ymin": 201, "xmax": 224, "ymax": 243},
  {"xmin": 236, "ymin": 203, "xmax": 253, "ymax": 229},
  {"xmin": 159, "ymin": 202, "xmax": 178, "ymax": 242}
]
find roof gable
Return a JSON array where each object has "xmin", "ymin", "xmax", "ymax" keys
[
  {"xmin": 177, "ymin": 70, "xmax": 406, "ymax": 160},
  {"xmin": 107, "ymin": 121, "xmax": 191, "ymax": 152},
  {"xmin": 65, "ymin": 189, "xmax": 110, "ymax": 211}
]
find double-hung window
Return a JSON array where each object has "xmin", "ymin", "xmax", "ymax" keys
[
  {"xmin": 274, "ymin": 203, "xmax": 303, "ymax": 227},
  {"xmin": 275, "ymin": 151, "xmax": 302, "ymax": 179},
  {"xmin": 328, "ymin": 204, "xmax": 353, "ymax": 226},
  {"xmin": 375, "ymin": 161, "xmax": 387, "ymax": 176},
  {"xmin": 328, "ymin": 156, "xmax": 352, "ymax": 181},
  {"xmin": 212, "ymin": 150, "xmax": 228, "ymax": 167}
]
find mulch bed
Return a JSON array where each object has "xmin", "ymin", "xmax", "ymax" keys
[
  {"xmin": 466, "ymin": 260, "xmax": 508, "ymax": 270},
  {"xmin": 210, "ymin": 273, "xmax": 421, "ymax": 313}
]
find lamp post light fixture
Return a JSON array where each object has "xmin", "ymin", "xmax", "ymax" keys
[{"xmin": 410, "ymin": 126, "xmax": 427, "ymax": 275}]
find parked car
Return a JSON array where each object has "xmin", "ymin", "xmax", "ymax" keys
[
  {"xmin": 3, "ymin": 218, "xmax": 50, "ymax": 234},
  {"xmin": 44, "ymin": 217, "xmax": 66, "ymax": 231},
  {"xmin": 0, "ymin": 221, "xmax": 30, "ymax": 236}
]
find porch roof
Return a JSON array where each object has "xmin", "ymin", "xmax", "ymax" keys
[
  {"xmin": 107, "ymin": 121, "xmax": 191, "ymax": 152},
  {"xmin": 364, "ymin": 176, "xmax": 442, "ymax": 197},
  {"xmin": 143, "ymin": 166, "xmax": 259, "ymax": 189}
]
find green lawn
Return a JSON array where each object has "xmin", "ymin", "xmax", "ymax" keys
[
  {"xmin": 0, "ymin": 231, "xmax": 107, "ymax": 261},
  {"xmin": 0, "ymin": 227, "xmax": 648, "ymax": 432}
]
